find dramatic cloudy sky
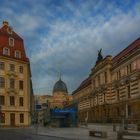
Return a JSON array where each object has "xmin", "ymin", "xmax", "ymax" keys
[{"xmin": 0, "ymin": 0, "xmax": 140, "ymax": 95}]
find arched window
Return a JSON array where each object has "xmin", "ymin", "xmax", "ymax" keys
[
  {"xmin": 15, "ymin": 50, "xmax": 21, "ymax": 58},
  {"xmin": 3, "ymin": 47, "xmax": 10, "ymax": 56}
]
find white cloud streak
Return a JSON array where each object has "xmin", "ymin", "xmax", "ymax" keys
[{"xmin": 0, "ymin": 0, "xmax": 140, "ymax": 94}]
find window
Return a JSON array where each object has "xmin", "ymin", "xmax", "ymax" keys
[
  {"xmin": 128, "ymin": 105, "xmax": 131, "ymax": 116},
  {"xmin": 98, "ymin": 75, "xmax": 100, "ymax": 86},
  {"xmin": 127, "ymin": 65, "xmax": 129, "ymax": 74},
  {"xmin": 9, "ymin": 37, "xmax": 14, "ymax": 46},
  {"xmin": 0, "ymin": 77, "xmax": 5, "ymax": 88},
  {"xmin": 93, "ymin": 80, "xmax": 95, "ymax": 89},
  {"xmin": 124, "ymin": 67, "xmax": 127, "ymax": 76},
  {"xmin": 15, "ymin": 51, "xmax": 21, "ymax": 58},
  {"xmin": 95, "ymin": 77, "xmax": 98, "ymax": 87},
  {"xmin": 9, "ymin": 64, "xmax": 15, "ymax": 71},
  {"xmin": 0, "ymin": 62, "xmax": 4, "ymax": 70},
  {"xmin": 127, "ymin": 85, "xmax": 131, "ymax": 98},
  {"xmin": 117, "ymin": 107, "xmax": 120, "ymax": 116},
  {"xmin": 10, "ymin": 96, "xmax": 15, "ymax": 106},
  {"xmin": 120, "ymin": 68, "xmax": 125, "ymax": 77},
  {"xmin": 105, "ymin": 72, "xmax": 107, "ymax": 83},
  {"xmin": 117, "ymin": 71, "xmax": 120, "ymax": 80},
  {"xmin": 19, "ymin": 66, "xmax": 23, "ymax": 73},
  {"xmin": 0, "ymin": 96, "xmax": 5, "ymax": 105},
  {"xmin": 9, "ymin": 78, "xmax": 15, "ymax": 89},
  {"xmin": 20, "ymin": 114, "xmax": 24, "ymax": 123},
  {"xmin": 19, "ymin": 80, "xmax": 23, "ymax": 90},
  {"xmin": 117, "ymin": 89, "xmax": 119, "ymax": 101},
  {"xmin": 3, "ymin": 47, "xmax": 10, "ymax": 55},
  {"xmin": 104, "ymin": 108, "xmax": 106, "ymax": 116},
  {"xmin": 1, "ymin": 113, "xmax": 5, "ymax": 123},
  {"xmin": 131, "ymin": 60, "xmax": 138, "ymax": 71},
  {"xmin": 112, "ymin": 73, "xmax": 117, "ymax": 81},
  {"xmin": 100, "ymin": 73, "xmax": 104, "ymax": 84},
  {"xmin": 19, "ymin": 97, "xmax": 24, "ymax": 106},
  {"xmin": 100, "ymin": 73, "xmax": 105, "ymax": 84}
]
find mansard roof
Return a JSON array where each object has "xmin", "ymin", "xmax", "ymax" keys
[{"xmin": 0, "ymin": 21, "xmax": 28, "ymax": 62}]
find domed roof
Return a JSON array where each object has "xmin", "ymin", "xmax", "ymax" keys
[{"xmin": 53, "ymin": 78, "xmax": 68, "ymax": 93}]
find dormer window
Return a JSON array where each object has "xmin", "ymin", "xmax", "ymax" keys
[
  {"xmin": 15, "ymin": 50, "xmax": 21, "ymax": 58},
  {"xmin": 9, "ymin": 37, "xmax": 14, "ymax": 46},
  {"xmin": 3, "ymin": 47, "xmax": 10, "ymax": 56},
  {"xmin": 7, "ymin": 26, "xmax": 13, "ymax": 34}
]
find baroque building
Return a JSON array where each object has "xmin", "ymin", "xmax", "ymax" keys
[
  {"xmin": 0, "ymin": 21, "xmax": 33, "ymax": 127},
  {"xmin": 50, "ymin": 77, "xmax": 73, "ymax": 109},
  {"xmin": 34, "ymin": 77, "xmax": 73, "ymax": 127},
  {"xmin": 49, "ymin": 77, "xmax": 74, "ymax": 127},
  {"xmin": 72, "ymin": 37, "xmax": 140, "ymax": 124}
]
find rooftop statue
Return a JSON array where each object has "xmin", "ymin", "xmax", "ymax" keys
[
  {"xmin": 97, "ymin": 49, "xmax": 103, "ymax": 62},
  {"xmin": 95, "ymin": 49, "xmax": 103, "ymax": 65}
]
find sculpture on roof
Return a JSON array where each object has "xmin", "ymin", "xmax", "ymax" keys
[
  {"xmin": 98, "ymin": 49, "xmax": 103, "ymax": 61},
  {"xmin": 96, "ymin": 49, "xmax": 103, "ymax": 64}
]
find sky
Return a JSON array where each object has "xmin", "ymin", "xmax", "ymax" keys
[{"xmin": 0, "ymin": 0, "xmax": 140, "ymax": 95}]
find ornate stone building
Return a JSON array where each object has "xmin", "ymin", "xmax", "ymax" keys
[
  {"xmin": 72, "ymin": 37, "xmax": 140, "ymax": 124},
  {"xmin": 111, "ymin": 37, "xmax": 140, "ymax": 123},
  {"xmin": 0, "ymin": 21, "xmax": 33, "ymax": 127},
  {"xmin": 50, "ymin": 77, "xmax": 73, "ymax": 109},
  {"xmin": 34, "ymin": 77, "xmax": 73, "ymax": 126}
]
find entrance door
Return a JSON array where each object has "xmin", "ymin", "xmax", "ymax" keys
[{"xmin": 10, "ymin": 113, "xmax": 15, "ymax": 126}]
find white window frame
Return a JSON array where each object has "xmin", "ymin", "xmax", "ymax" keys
[
  {"xmin": 3, "ymin": 47, "xmax": 10, "ymax": 56},
  {"xmin": 15, "ymin": 50, "xmax": 21, "ymax": 58},
  {"xmin": 9, "ymin": 37, "xmax": 14, "ymax": 46}
]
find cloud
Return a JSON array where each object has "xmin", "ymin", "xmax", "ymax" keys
[
  {"xmin": 30, "ymin": 1, "xmax": 140, "ymax": 94},
  {"xmin": 0, "ymin": 0, "xmax": 140, "ymax": 94}
]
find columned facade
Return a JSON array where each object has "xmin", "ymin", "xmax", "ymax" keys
[{"xmin": 72, "ymin": 37, "xmax": 140, "ymax": 124}]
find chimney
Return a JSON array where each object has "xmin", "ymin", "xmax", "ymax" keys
[{"xmin": 3, "ymin": 21, "xmax": 9, "ymax": 26}]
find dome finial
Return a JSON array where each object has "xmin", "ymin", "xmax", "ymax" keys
[{"xmin": 59, "ymin": 71, "xmax": 62, "ymax": 80}]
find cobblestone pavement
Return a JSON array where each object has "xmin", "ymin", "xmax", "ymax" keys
[
  {"xmin": 36, "ymin": 124, "xmax": 118, "ymax": 140},
  {"xmin": 0, "ymin": 128, "xmax": 72, "ymax": 140},
  {"xmin": 36, "ymin": 123, "xmax": 140, "ymax": 140},
  {"xmin": 1, "ymin": 123, "xmax": 140, "ymax": 140}
]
